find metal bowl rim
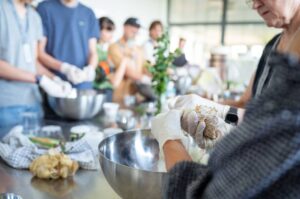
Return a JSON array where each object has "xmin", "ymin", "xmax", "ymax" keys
[
  {"xmin": 98, "ymin": 129, "xmax": 167, "ymax": 174},
  {"xmin": 48, "ymin": 92, "xmax": 105, "ymax": 100}
]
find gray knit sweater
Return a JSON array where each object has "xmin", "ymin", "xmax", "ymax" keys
[{"xmin": 164, "ymin": 53, "xmax": 300, "ymax": 199}]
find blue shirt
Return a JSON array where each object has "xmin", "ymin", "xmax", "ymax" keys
[
  {"xmin": 0, "ymin": 0, "xmax": 43, "ymax": 107},
  {"xmin": 37, "ymin": 0, "xmax": 99, "ymax": 71}
]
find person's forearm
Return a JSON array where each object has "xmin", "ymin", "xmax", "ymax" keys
[
  {"xmin": 36, "ymin": 61, "xmax": 55, "ymax": 78},
  {"xmin": 110, "ymin": 58, "xmax": 128, "ymax": 88},
  {"xmin": 87, "ymin": 38, "xmax": 98, "ymax": 68},
  {"xmin": 124, "ymin": 60, "xmax": 143, "ymax": 80},
  {"xmin": 237, "ymin": 108, "xmax": 245, "ymax": 124},
  {"xmin": 87, "ymin": 51, "xmax": 98, "ymax": 68},
  {"xmin": 220, "ymin": 99, "xmax": 247, "ymax": 109},
  {"xmin": 0, "ymin": 60, "xmax": 36, "ymax": 83},
  {"xmin": 38, "ymin": 39, "xmax": 62, "ymax": 71},
  {"xmin": 38, "ymin": 51, "xmax": 62, "ymax": 71},
  {"xmin": 163, "ymin": 140, "xmax": 192, "ymax": 171}
]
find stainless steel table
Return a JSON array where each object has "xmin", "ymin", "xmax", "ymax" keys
[{"xmin": 0, "ymin": 117, "xmax": 121, "ymax": 199}]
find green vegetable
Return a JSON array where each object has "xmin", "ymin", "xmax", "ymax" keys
[{"xmin": 29, "ymin": 137, "xmax": 60, "ymax": 148}]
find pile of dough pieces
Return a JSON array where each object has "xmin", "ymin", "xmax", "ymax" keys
[{"xmin": 30, "ymin": 150, "xmax": 79, "ymax": 179}]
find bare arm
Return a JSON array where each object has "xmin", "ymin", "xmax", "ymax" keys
[
  {"xmin": 0, "ymin": 60, "xmax": 36, "ymax": 83},
  {"xmin": 108, "ymin": 44, "xmax": 143, "ymax": 81},
  {"xmin": 36, "ymin": 62, "xmax": 55, "ymax": 78},
  {"xmin": 109, "ymin": 58, "xmax": 128, "ymax": 88},
  {"xmin": 220, "ymin": 74, "xmax": 255, "ymax": 108},
  {"xmin": 38, "ymin": 37, "xmax": 62, "ymax": 71},
  {"xmin": 163, "ymin": 140, "xmax": 192, "ymax": 171},
  {"xmin": 124, "ymin": 59, "xmax": 144, "ymax": 80},
  {"xmin": 35, "ymin": 40, "xmax": 55, "ymax": 78},
  {"xmin": 87, "ymin": 38, "xmax": 98, "ymax": 68},
  {"xmin": 0, "ymin": 41, "xmax": 41, "ymax": 83}
]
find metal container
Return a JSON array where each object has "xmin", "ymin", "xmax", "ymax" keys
[
  {"xmin": 175, "ymin": 75, "xmax": 192, "ymax": 95},
  {"xmin": 98, "ymin": 129, "xmax": 167, "ymax": 199},
  {"xmin": 0, "ymin": 193, "xmax": 23, "ymax": 199},
  {"xmin": 48, "ymin": 90, "xmax": 105, "ymax": 120},
  {"xmin": 116, "ymin": 109, "xmax": 136, "ymax": 130}
]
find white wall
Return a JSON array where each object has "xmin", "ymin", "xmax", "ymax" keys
[{"xmin": 82, "ymin": 0, "xmax": 168, "ymax": 44}]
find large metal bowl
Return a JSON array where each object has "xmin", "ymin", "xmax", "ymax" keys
[
  {"xmin": 98, "ymin": 129, "xmax": 167, "ymax": 199},
  {"xmin": 48, "ymin": 90, "xmax": 105, "ymax": 120}
]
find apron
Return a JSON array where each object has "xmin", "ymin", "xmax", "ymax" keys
[{"xmin": 254, "ymin": 36, "xmax": 281, "ymax": 97}]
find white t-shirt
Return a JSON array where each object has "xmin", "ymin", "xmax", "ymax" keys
[{"xmin": 143, "ymin": 39, "xmax": 157, "ymax": 65}]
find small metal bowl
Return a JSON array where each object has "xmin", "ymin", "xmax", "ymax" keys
[
  {"xmin": 116, "ymin": 109, "xmax": 136, "ymax": 130},
  {"xmin": 48, "ymin": 90, "xmax": 105, "ymax": 120},
  {"xmin": 98, "ymin": 129, "xmax": 167, "ymax": 199},
  {"xmin": 0, "ymin": 193, "xmax": 23, "ymax": 199}
]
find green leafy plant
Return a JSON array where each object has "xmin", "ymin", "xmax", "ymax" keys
[{"xmin": 148, "ymin": 33, "xmax": 181, "ymax": 114}]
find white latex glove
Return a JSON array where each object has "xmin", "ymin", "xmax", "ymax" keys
[
  {"xmin": 39, "ymin": 75, "xmax": 72, "ymax": 98},
  {"xmin": 60, "ymin": 62, "xmax": 86, "ymax": 84},
  {"xmin": 171, "ymin": 94, "xmax": 230, "ymax": 120},
  {"xmin": 82, "ymin": 65, "xmax": 96, "ymax": 82},
  {"xmin": 151, "ymin": 109, "xmax": 189, "ymax": 150},
  {"xmin": 181, "ymin": 106, "xmax": 232, "ymax": 149},
  {"xmin": 52, "ymin": 76, "xmax": 72, "ymax": 93}
]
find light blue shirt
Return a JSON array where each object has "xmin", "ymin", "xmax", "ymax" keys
[{"xmin": 0, "ymin": 0, "xmax": 43, "ymax": 107}]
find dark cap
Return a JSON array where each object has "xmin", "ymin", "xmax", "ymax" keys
[{"xmin": 124, "ymin": 17, "xmax": 141, "ymax": 28}]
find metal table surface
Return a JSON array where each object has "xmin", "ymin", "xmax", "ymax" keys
[{"xmin": 0, "ymin": 117, "xmax": 121, "ymax": 199}]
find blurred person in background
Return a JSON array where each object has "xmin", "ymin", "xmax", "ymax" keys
[
  {"xmin": 143, "ymin": 20, "xmax": 164, "ymax": 65},
  {"xmin": 94, "ymin": 17, "xmax": 115, "ymax": 101},
  {"xmin": 37, "ymin": 0, "xmax": 99, "ymax": 90},
  {"xmin": 108, "ymin": 17, "xmax": 151, "ymax": 106},
  {"xmin": 0, "ymin": 0, "xmax": 71, "ymax": 137},
  {"xmin": 94, "ymin": 17, "xmax": 133, "ymax": 102},
  {"xmin": 173, "ymin": 38, "xmax": 189, "ymax": 67}
]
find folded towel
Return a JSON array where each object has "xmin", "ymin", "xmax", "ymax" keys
[{"xmin": 0, "ymin": 126, "xmax": 100, "ymax": 170}]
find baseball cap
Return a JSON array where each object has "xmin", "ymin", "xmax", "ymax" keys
[{"xmin": 124, "ymin": 17, "xmax": 141, "ymax": 28}]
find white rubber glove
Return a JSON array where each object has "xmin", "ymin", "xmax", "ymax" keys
[
  {"xmin": 181, "ymin": 106, "xmax": 232, "ymax": 149},
  {"xmin": 60, "ymin": 62, "xmax": 86, "ymax": 84},
  {"xmin": 39, "ymin": 75, "xmax": 72, "ymax": 98},
  {"xmin": 171, "ymin": 94, "xmax": 230, "ymax": 120},
  {"xmin": 82, "ymin": 65, "xmax": 96, "ymax": 82},
  {"xmin": 52, "ymin": 76, "xmax": 72, "ymax": 93},
  {"xmin": 151, "ymin": 110, "xmax": 189, "ymax": 150}
]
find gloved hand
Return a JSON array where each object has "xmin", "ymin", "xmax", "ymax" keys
[
  {"xmin": 82, "ymin": 65, "xmax": 96, "ymax": 82},
  {"xmin": 38, "ymin": 75, "xmax": 72, "ymax": 98},
  {"xmin": 181, "ymin": 106, "xmax": 232, "ymax": 149},
  {"xmin": 171, "ymin": 94, "xmax": 230, "ymax": 120},
  {"xmin": 151, "ymin": 109, "xmax": 189, "ymax": 150},
  {"xmin": 52, "ymin": 76, "xmax": 72, "ymax": 93},
  {"xmin": 60, "ymin": 63, "xmax": 86, "ymax": 84}
]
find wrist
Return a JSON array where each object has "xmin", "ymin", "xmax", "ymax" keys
[
  {"xmin": 217, "ymin": 104, "xmax": 230, "ymax": 119},
  {"xmin": 60, "ymin": 62, "xmax": 70, "ymax": 73},
  {"xmin": 35, "ymin": 75, "xmax": 42, "ymax": 84}
]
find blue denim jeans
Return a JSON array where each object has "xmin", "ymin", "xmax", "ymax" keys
[{"xmin": 0, "ymin": 105, "xmax": 43, "ymax": 139}]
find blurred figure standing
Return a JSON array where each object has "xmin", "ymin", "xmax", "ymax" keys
[
  {"xmin": 173, "ymin": 38, "xmax": 188, "ymax": 67},
  {"xmin": 108, "ymin": 17, "xmax": 150, "ymax": 106},
  {"xmin": 0, "ymin": 0, "xmax": 70, "ymax": 137},
  {"xmin": 37, "ymin": 0, "xmax": 99, "ymax": 90},
  {"xmin": 144, "ymin": 20, "xmax": 164, "ymax": 65}
]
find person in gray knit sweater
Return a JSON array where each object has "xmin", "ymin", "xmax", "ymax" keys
[
  {"xmin": 161, "ymin": 52, "xmax": 300, "ymax": 199},
  {"xmin": 150, "ymin": 0, "xmax": 300, "ymax": 197}
]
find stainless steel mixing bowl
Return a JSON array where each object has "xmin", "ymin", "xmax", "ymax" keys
[
  {"xmin": 48, "ymin": 90, "xmax": 105, "ymax": 120},
  {"xmin": 98, "ymin": 129, "xmax": 167, "ymax": 199}
]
